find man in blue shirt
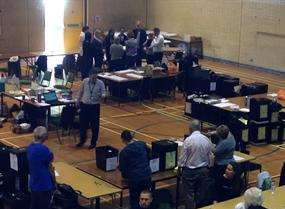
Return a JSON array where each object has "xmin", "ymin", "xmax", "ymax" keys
[
  {"xmin": 119, "ymin": 130, "xmax": 152, "ymax": 209},
  {"xmin": 27, "ymin": 126, "xmax": 55, "ymax": 209},
  {"xmin": 76, "ymin": 68, "xmax": 106, "ymax": 149}
]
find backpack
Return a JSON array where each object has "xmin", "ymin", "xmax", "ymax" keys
[{"xmin": 53, "ymin": 184, "xmax": 81, "ymax": 209}]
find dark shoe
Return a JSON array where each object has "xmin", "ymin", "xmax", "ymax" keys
[
  {"xmin": 88, "ymin": 144, "xmax": 96, "ymax": 150},
  {"xmin": 76, "ymin": 142, "xmax": 85, "ymax": 148}
]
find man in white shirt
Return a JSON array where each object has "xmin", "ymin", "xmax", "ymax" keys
[
  {"xmin": 149, "ymin": 28, "xmax": 164, "ymax": 64},
  {"xmin": 178, "ymin": 120, "xmax": 213, "ymax": 209}
]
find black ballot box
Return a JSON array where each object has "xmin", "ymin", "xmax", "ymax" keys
[
  {"xmin": 249, "ymin": 98, "xmax": 271, "ymax": 122},
  {"xmin": 0, "ymin": 171, "xmax": 16, "ymax": 195},
  {"xmin": 0, "ymin": 143, "xmax": 13, "ymax": 173},
  {"xmin": 249, "ymin": 121, "xmax": 270, "ymax": 144},
  {"xmin": 279, "ymin": 120, "xmax": 285, "ymax": 142},
  {"xmin": 240, "ymin": 82, "xmax": 268, "ymax": 96},
  {"xmin": 268, "ymin": 122, "xmax": 281, "ymax": 143},
  {"xmin": 269, "ymin": 102, "xmax": 282, "ymax": 123},
  {"xmin": 95, "ymin": 146, "xmax": 119, "ymax": 171},
  {"xmin": 9, "ymin": 148, "xmax": 29, "ymax": 175},
  {"xmin": 9, "ymin": 148, "xmax": 29, "ymax": 193},
  {"xmin": 152, "ymin": 140, "xmax": 178, "ymax": 171}
]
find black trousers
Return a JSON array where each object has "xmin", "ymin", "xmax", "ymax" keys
[
  {"xmin": 129, "ymin": 178, "xmax": 152, "ymax": 209},
  {"xmin": 30, "ymin": 190, "xmax": 52, "ymax": 209},
  {"xmin": 79, "ymin": 103, "xmax": 100, "ymax": 146},
  {"xmin": 136, "ymin": 47, "xmax": 144, "ymax": 67},
  {"xmin": 182, "ymin": 167, "xmax": 210, "ymax": 209},
  {"xmin": 94, "ymin": 55, "xmax": 103, "ymax": 69},
  {"xmin": 153, "ymin": 52, "xmax": 163, "ymax": 64},
  {"xmin": 126, "ymin": 55, "xmax": 137, "ymax": 68}
]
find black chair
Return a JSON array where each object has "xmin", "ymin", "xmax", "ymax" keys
[
  {"xmin": 49, "ymin": 105, "xmax": 78, "ymax": 144},
  {"xmin": 40, "ymin": 71, "xmax": 52, "ymax": 87}
]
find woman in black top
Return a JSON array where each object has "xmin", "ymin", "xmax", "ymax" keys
[{"xmin": 103, "ymin": 29, "xmax": 115, "ymax": 63}]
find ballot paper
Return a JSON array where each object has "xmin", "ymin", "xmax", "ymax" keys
[
  {"xmin": 126, "ymin": 73, "xmax": 143, "ymax": 80},
  {"xmin": 106, "ymin": 156, "xmax": 118, "ymax": 171},
  {"xmin": 10, "ymin": 153, "xmax": 18, "ymax": 171},
  {"xmin": 234, "ymin": 155, "xmax": 245, "ymax": 162},
  {"xmin": 149, "ymin": 158, "xmax": 160, "ymax": 173},
  {"xmin": 115, "ymin": 69, "xmax": 135, "ymax": 74},
  {"xmin": 106, "ymin": 75, "xmax": 128, "ymax": 82},
  {"xmin": 239, "ymin": 108, "xmax": 250, "ymax": 113},
  {"xmin": 185, "ymin": 102, "xmax": 191, "ymax": 114},
  {"xmin": 55, "ymin": 171, "xmax": 59, "ymax": 177},
  {"xmin": 214, "ymin": 102, "xmax": 236, "ymax": 108}
]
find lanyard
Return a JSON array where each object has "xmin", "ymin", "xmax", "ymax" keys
[{"xmin": 89, "ymin": 80, "xmax": 96, "ymax": 98}]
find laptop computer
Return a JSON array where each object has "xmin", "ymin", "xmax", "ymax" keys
[{"xmin": 43, "ymin": 91, "xmax": 58, "ymax": 105}]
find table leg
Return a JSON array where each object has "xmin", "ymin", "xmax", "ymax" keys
[
  {"xmin": 120, "ymin": 191, "xmax": 123, "ymax": 208},
  {"xmin": 176, "ymin": 176, "xmax": 180, "ymax": 209},
  {"xmin": 45, "ymin": 108, "xmax": 50, "ymax": 128},
  {"xmin": 1, "ymin": 93, "xmax": 3, "ymax": 116},
  {"xmin": 95, "ymin": 197, "xmax": 100, "ymax": 209}
]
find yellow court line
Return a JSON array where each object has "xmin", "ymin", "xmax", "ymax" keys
[
  {"xmin": 202, "ymin": 64, "xmax": 285, "ymax": 89},
  {"xmin": 153, "ymin": 102, "xmax": 184, "ymax": 110},
  {"xmin": 0, "ymin": 139, "xmax": 20, "ymax": 148},
  {"xmin": 0, "ymin": 131, "xmax": 13, "ymax": 135},
  {"xmin": 201, "ymin": 61, "xmax": 285, "ymax": 84},
  {"xmin": 142, "ymin": 103, "xmax": 188, "ymax": 122},
  {"xmin": 100, "ymin": 118, "xmax": 159, "ymax": 141}
]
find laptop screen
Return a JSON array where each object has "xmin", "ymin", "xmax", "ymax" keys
[{"xmin": 43, "ymin": 91, "xmax": 58, "ymax": 103}]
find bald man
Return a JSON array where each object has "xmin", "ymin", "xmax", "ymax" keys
[{"xmin": 178, "ymin": 120, "xmax": 213, "ymax": 209}]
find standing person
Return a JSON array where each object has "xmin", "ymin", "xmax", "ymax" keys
[
  {"xmin": 81, "ymin": 31, "xmax": 93, "ymax": 79},
  {"xmin": 92, "ymin": 29, "xmax": 104, "ymax": 69},
  {"xmin": 133, "ymin": 20, "xmax": 147, "ymax": 67},
  {"xmin": 178, "ymin": 120, "xmax": 213, "ymax": 209},
  {"xmin": 79, "ymin": 26, "xmax": 89, "ymax": 56},
  {"xmin": 76, "ymin": 68, "xmax": 106, "ymax": 149},
  {"xmin": 125, "ymin": 32, "xmax": 138, "ymax": 68},
  {"xmin": 104, "ymin": 29, "xmax": 115, "ymax": 63},
  {"xmin": 211, "ymin": 125, "xmax": 236, "ymax": 179},
  {"xmin": 110, "ymin": 37, "xmax": 125, "ymax": 71},
  {"xmin": 144, "ymin": 33, "xmax": 154, "ymax": 64},
  {"xmin": 78, "ymin": 26, "xmax": 90, "ymax": 77},
  {"xmin": 119, "ymin": 130, "xmax": 152, "ymax": 209},
  {"xmin": 27, "ymin": 126, "xmax": 55, "ymax": 209},
  {"xmin": 149, "ymin": 28, "xmax": 164, "ymax": 64},
  {"xmin": 118, "ymin": 27, "xmax": 128, "ymax": 46}
]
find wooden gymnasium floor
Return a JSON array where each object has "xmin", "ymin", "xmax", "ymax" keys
[{"xmin": 0, "ymin": 58, "xmax": 285, "ymax": 203}]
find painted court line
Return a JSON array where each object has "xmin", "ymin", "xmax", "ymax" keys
[{"xmin": 101, "ymin": 118, "xmax": 159, "ymax": 141}]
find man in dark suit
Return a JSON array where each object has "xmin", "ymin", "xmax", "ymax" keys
[
  {"xmin": 133, "ymin": 20, "xmax": 147, "ymax": 67},
  {"xmin": 92, "ymin": 30, "xmax": 104, "ymax": 69}
]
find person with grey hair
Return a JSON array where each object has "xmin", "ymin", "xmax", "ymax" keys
[
  {"xmin": 27, "ymin": 126, "xmax": 55, "ymax": 209},
  {"xmin": 235, "ymin": 187, "xmax": 267, "ymax": 209},
  {"xmin": 178, "ymin": 120, "xmax": 213, "ymax": 209},
  {"xmin": 109, "ymin": 37, "xmax": 125, "ymax": 71},
  {"xmin": 77, "ymin": 68, "xmax": 106, "ymax": 149}
]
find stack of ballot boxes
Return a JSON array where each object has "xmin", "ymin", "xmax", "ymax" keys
[{"xmin": 248, "ymin": 98, "xmax": 283, "ymax": 144}]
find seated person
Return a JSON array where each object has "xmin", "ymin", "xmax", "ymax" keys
[
  {"xmin": 215, "ymin": 162, "xmax": 244, "ymax": 202},
  {"xmin": 235, "ymin": 187, "xmax": 267, "ymax": 209},
  {"xmin": 119, "ymin": 130, "xmax": 152, "ymax": 209},
  {"xmin": 139, "ymin": 190, "xmax": 156, "ymax": 209}
]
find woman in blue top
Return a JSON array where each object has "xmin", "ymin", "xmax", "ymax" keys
[{"xmin": 27, "ymin": 126, "xmax": 55, "ymax": 209}]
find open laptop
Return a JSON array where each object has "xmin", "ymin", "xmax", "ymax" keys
[{"xmin": 43, "ymin": 91, "xmax": 58, "ymax": 105}]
